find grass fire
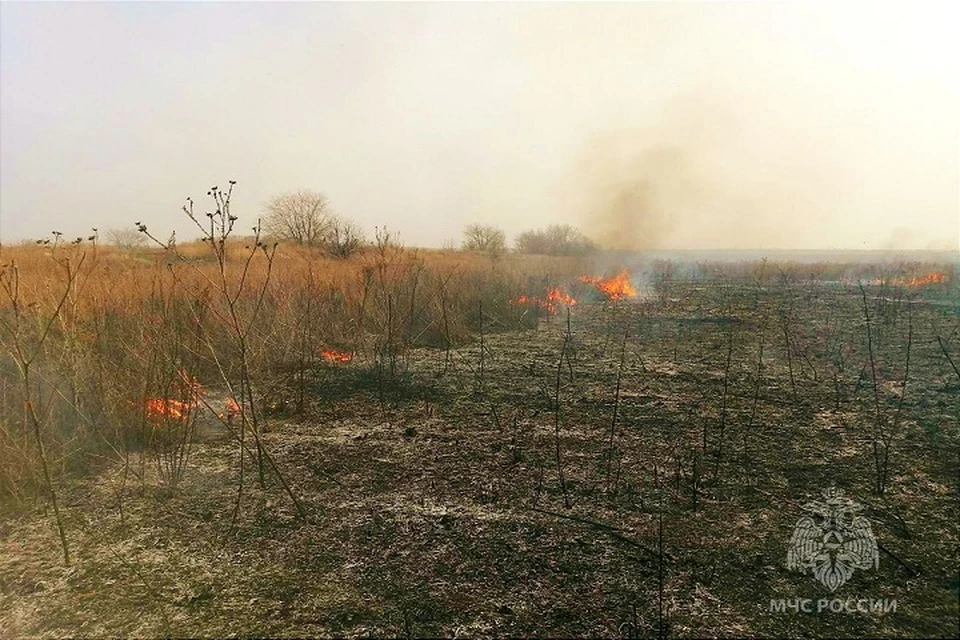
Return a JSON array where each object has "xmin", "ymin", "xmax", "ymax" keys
[
  {"xmin": 2, "ymin": 214, "xmax": 955, "ymax": 637},
  {"xmin": 579, "ymin": 270, "xmax": 639, "ymax": 300},
  {"xmin": 872, "ymin": 272, "xmax": 949, "ymax": 287},
  {"xmin": 510, "ymin": 288, "xmax": 577, "ymax": 315},
  {"xmin": 321, "ymin": 349, "xmax": 354, "ymax": 364}
]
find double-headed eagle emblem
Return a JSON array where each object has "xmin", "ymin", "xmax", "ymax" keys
[{"xmin": 786, "ymin": 487, "xmax": 879, "ymax": 591}]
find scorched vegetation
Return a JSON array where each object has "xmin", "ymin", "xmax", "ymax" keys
[{"xmin": 1, "ymin": 186, "xmax": 957, "ymax": 638}]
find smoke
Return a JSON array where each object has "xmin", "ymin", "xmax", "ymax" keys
[
  {"xmin": 566, "ymin": 91, "xmax": 796, "ymax": 251},
  {"xmin": 0, "ymin": 3, "xmax": 956, "ymax": 250},
  {"xmin": 573, "ymin": 140, "xmax": 709, "ymax": 251},
  {"xmin": 568, "ymin": 81, "xmax": 957, "ymax": 251},
  {"xmin": 554, "ymin": 4, "xmax": 960, "ymax": 252}
]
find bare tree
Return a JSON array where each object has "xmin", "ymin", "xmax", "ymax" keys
[
  {"xmin": 106, "ymin": 227, "xmax": 147, "ymax": 249},
  {"xmin": 515, "ymin": 224, "xmax": 596, "ymax": 256},
  {"xmin": 462, "ymin": 224, "xmax": 506, "ymax": 255},
  {"xmin": 263, "ymin": 190, "xmax": 334, "ymax": 246}
]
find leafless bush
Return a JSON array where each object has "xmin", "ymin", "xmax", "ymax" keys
[
  {"xmin": 462, "ymin": 223, "xmax": 506, "ymax": 256},
  {"xmin": 263, "ymin": 189, "xmax": 335, "ymax": 246},
  {"xmin": 263, "ymin": 189, "xmax": 366, "ymax": 258},
  {"xmin": 326, "ymin": 217, "xmax": 366, "ymax": 258},
  {"xmin": 515, "ymin": 224, "xmax": 596, "ymax": 256},
  {"xmin": 106, "ymin": 227, "xmax": 147, "ymax": 249},
  {"xmin": 140, "ymin": 182, "xmax": 306, "ymax": 521}
]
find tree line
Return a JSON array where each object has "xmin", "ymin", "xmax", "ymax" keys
[{"xmin": 105, "ymin": 189, "xmax": 598, "ymax": 258}]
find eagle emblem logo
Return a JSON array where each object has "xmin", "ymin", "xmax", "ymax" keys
[{"xmin": 786, "ymin": 487, "xmax": 879, "ymax": 591}]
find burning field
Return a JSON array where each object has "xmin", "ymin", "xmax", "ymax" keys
[
  {"xmin": 579, "ymin": 270, "xmax": 639, "ymax": 300},
  {"xmin": 3, "ymin": 0, "xmax": 958, "ymax": 636},
  {"xmin": 510, "ymin": 271, "xmax": 640, "ymax": 316},
  {"xmin": 0, "ymin": 247, "xmax": 958, "ymax": 639}
]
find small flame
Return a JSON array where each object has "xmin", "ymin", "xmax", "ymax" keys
[
  {"xmin": 144, "ymin": 369, "xmax": 204, "ymax": 422},
  {"xmin": 225, "ymin": 398, "xmax": 241, "ymax": 419},
  {"xmin": 579, "ymin": 270, "xmax": 638, "ymax": 300},
  {"xmin": 906, "ymin": 272, "xmax": 946, "ymax": 286},
  {"xmin": 871, "ymin": 272, "xmax": 947, "ymax": 287},
  {"xmin": 322, "ymin": 349, "xmax": 353, "ymax": 363},
  {"xmin": 510, "ymin": 287, "xmax": 576, "ymax": 315},
  {"xmin": 145, "ymin": 398, "xmax": 194, "ymax": 421},
  {"xmin": 543, "ymin": 288, "xmax": 577, "ymax": 313}
]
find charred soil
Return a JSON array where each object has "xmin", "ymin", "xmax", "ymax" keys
[{"xmin": 2, "ymin": 279, "xmax": 958, "ymax": 638}]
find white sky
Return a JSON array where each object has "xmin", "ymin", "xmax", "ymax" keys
[{"xmin": 1, "ymin": 2, "xmax": 958, "ymax": 250}]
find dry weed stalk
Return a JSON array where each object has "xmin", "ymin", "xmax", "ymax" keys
[
  {"xmin": 858, "ymin": 282, "xmax": 894, "ymax": 495},
  {"xmin": 139, "ymin": 182, "xmax": 305, "ymax": 520},
  {"xmin": 553, "ymin": 308, "xmax": 573, "ymax": 509},
  {"xmin": 604, "ymin": 329, "xmax": 629, "ymax": 494},
  {"xmin": 0, "ymin": 253, "xmax": 83, "ymax": 564}
]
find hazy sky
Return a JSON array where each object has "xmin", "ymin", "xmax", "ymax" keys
[{"xmin": 1, "ymin": 2, "xmax": 958, "ymax": 250}]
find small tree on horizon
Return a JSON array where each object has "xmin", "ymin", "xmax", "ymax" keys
[
  {"xmin": 462, "ymin": 223, "xmax": 506, "ymax": 256},
  {"xmin": 515, "ymin": 224, "xmax": 597, "ymax": 256},
  {"xmin": 106, "ymin": 227, "xmax": 148, "ymax": 249},
  {"xmin": 263, "ymin": 189, "xmax": 366, "ymax": 257},
  {"xmin": 263, "ymin": 190, "xmax": 335, "ymax": 247}
]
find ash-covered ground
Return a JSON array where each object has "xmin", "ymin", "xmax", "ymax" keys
[{"xmin": 2, "ymin": 277, "xmax": 958, "ymax": 638}]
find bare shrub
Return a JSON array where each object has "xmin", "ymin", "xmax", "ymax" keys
[
  {"xmin": 326, "ymin": 217, "xmax": 366, "ymax": 259},
  {"xmin": 462, "ymin": 224, "xmax": 506, "ymax": 256},
  {"xmin": 515, "ymin": 224, "xmax": 596, "ymax": 256},
  {"xmin": 263, "ymin": 189, "xmax": 365, "ymax": 258},
  {"xmin": 263, "ymin": 189, "xmax": 335, "ymax": 246},
  {"xmin": 106, "ymin": 227, "xmax": 147, "ymax": 249}
]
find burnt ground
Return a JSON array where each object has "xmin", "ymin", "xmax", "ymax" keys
[{"xmin": 1, "ymin": 280, "xmax": 958, "ymax": 638}]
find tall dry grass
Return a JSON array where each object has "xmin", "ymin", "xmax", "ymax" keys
[
  {"xmin": 4, "ymin": 203, "xmax": 953, "ymax": 563},
  {"xmin": 0, "ymin": 228, "xmax": 591, "ymax": 512}
]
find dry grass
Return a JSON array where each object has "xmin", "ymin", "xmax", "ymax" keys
[
  {"xmin": 0, "ymin": 237, "xmax": 592, "ymax": 503},
  {"xmin": 1, "ymin": 223, "xmax": 957, "ymax": 636},
  {"xmin": 0, "ymin": 265, "xmax": 956, "ymax": 637}
]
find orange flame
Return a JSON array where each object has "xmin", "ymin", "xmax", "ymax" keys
[
  {"xmin": 543, "ymin": 288, "xmax": 577, "ymax": 313},
  {"xmin": 510, "ymin": 287, "xmax": 577, "ymax": 315},
  {"xmin": 145, "ymin": 398, "xmax": 194, "ymax": 421},
  {"xmin": 906, "ymin": 272, "xmax": 946, "ymax": 286},
  {"xmin": 579, "ymin": 270, "xmax": 638, "ymax": 300},
  {"xmin": 871, "ymin": 272, "xmax": 947, "ymax": 287},
  {"xmin": 143, "ymin": 369, "xmax": 205, "ymax": 422},
  {"xmin": 322, "ymin": 349, "xmax": 353, "ymax": 363},
  {"xmin": 225, "ymin": 398, "xmax": 241, "ymax": 419}
]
